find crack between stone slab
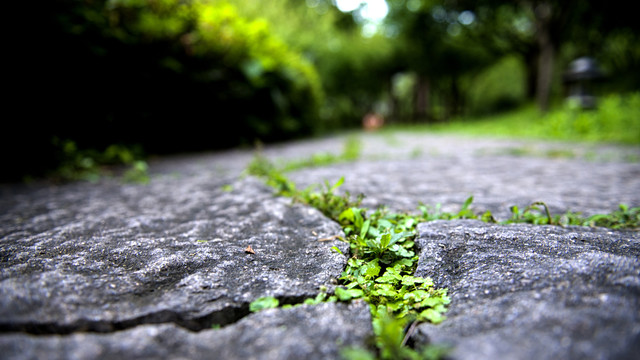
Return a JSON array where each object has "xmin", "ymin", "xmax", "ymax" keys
[{"xmin": 0, "ymin": 294, "xmax": 313, "ymax": 336}]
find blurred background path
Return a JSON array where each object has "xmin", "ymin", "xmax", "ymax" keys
[{"xmin": 143, "ymin": 132, "xmax": 640, "ymax": 220}]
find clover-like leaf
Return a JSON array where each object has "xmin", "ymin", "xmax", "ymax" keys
[
  {"xmin": 373, "ymin": 283, "xmax": 398, "ymax": 298},
  {"xmin": 249, "ymin": 296, "xmax": 279, "ymax": 312},
  {"xmin": 418, "ymin": 308, "xmax": 446, "ymax": 324},
  {"xmin": 335, "ymin": 287, "xmax": 364, "ymax": 301}
]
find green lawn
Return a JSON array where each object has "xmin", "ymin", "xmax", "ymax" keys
[{"xmin": 385, "ymin": 92, "xmax": 640, "ymax": 145}]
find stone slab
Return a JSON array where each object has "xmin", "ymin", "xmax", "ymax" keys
[
  {"xmin": 0, "ymin": 176, "xmax": 347, "ymax": 334},
  {"xmin": 0, "ymin": 301, "xmax": 372, "ymax": 360},
  {"xmin": 287, "ymin": 157, "xmax": 640, "ymax": 220},
  {"xmin": 412, "ymin": 220, "xmax": 640, "ymax": 360}
]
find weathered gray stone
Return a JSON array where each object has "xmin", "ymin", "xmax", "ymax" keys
[
  {"xmin": 0, "ymin": 301, "xmax": 372, "ymax": 360},
  {"xmin": 0, "ymin": 176, "xmax": 348, "ymax": 334},
  {"xmin": 412, "ymin": 220, "xmax": 640, "ymax": 360},
  {"xmin": 1, "ymin": 133, "xmax": 638, "ymax": 359},
  {"xmin": 287, "ymin": 156, "xmax": 640, "ymax": 220}
]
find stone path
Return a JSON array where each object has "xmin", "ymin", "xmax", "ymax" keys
[
  {"xmin": 414, "ymin": 220, "xmax": 640, "ymax": 360},
  {"xmin": 1, "ymin": 132, "xmax": 639, "ymax": 359}
]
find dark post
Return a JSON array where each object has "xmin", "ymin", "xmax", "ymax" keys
[{"xmin": 563, "ymin": 57, "xmax": 604, "ymax": 109}]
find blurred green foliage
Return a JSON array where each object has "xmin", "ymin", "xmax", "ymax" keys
[
  {"xmin": 405, "ymin": 92, "xmax": 640, "ymax": 145},
  {"xmin": 541, "ymin": 93, "xmax": 640, "ymax": 144},
  {"xmin": 8, "ymin": 0, "xmax": 325, "ymax": 181},
  {"xmin": 231, "ymin": 0, "xmax": 396, "ymax": 129},
  {"xmin": 50, "ymin": 139, "xmax": 149, "ymax": 183},
  {"xmin": 5, "ymin": 0, "xmax": 639, "ymax": 182},
  {"xmin": 463, "ymin": 56, "xmax": 527, "ymax": 116}
]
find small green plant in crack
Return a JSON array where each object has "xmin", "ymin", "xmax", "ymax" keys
[
  {"xmin": 249, "ymin": 296, "xmax": 280, "ymax": 312},
  {"xmin": 582, "ymin": 204, "xmax": 640, "ymax": 229},
  {"xmin": 418, "ymin": 196, "xmax": 495, "ymax": 222},
  {"xmin": 506, "ymin": 202, "xmax": 640, "ymax": 229},
  {"xmin": 507, "ymin": 202, "xmax": 554, "ymax": 225},
  {"xmin": 246, "ymin": 153, "xmax": 297, "ymax": 197},
  {"xmin": 283, "ymin": 135, "xmax": 362, "ymax": 171},
  {"xmin": 122, "ymin": 160, "xmax": 150, "ymax": 184},
  {"xmin": 246, "ymin": 152, "xmax": 638, "ymax": 358},
  {"xmin": 248, "ymin": 156, "xmax": 450, "ymax": 359},
  {"xmin": 300, "ymin": 177, "xmax": 365, "ymax": 222},
  {"xmin": 249, "ymin": 136, "xmax": 362, "ymax": 177}
]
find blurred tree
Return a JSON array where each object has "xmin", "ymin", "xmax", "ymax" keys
[
  {"xmin": 231, "ymin": 0, "xmax": 397, "ymax": 128},
  {"xmin": 6, "ymin": 0, "xmax": 325, "ymax": 181},
  {"xmin": 385, "ymin": 0, "xmax": 495, "ymax": 121},
  {"xmin": 447, "ymin": 0, "xmax": 640, "ymax": 111}
]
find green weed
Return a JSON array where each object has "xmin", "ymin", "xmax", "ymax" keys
[
  {"xmin": 581, "ymin": 204, "xmax": 640, "ymax": 229},
  {"xmin": 248, "ymin": 157, "xmax": 450, "ymax": 359},
  {"xmin": 280, "ymin": 135, "xmax": 362, "ymax": 172},
  {"xmin": 249, "ymin": 296, "xmax": 279, "ymax": 312},
  {"xmin": 299, "ymin": 177, "xmax": 364, "ymax": 222},
  {"xmin": 51, "ymin": 139, "xmax": 149, "ymax": 184},
  {"xmin": 246, "ymin": 153, "xmax": 297, "ymax": 196},
  {"xmin": 122, "ymin": 160, "xmax": 150, "ymax": 184},
  {"xmin": 506, "ymin": 202, "xmax": 640, "ymax": 229}
]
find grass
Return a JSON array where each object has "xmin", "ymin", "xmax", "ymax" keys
[{"xmin": 385, "ymin": 92, "xmax": 640, "ymax": 145}]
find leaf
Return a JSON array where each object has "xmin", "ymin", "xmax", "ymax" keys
[
  {"xmin": 345, "ymin": 280, "xmax": 360, "ymax": 289},
  {"xmin": 403, "ymin": 289, "xmax": 429, "ymax": 301},
  {"xmin": 340, "ymin": 347, "xmax": 376, "ymax": 360},
  {"xmin": 416, "ymin": 277, "xmax": 434, "ymax": 288},
  {"xmin": 376, "ymin": 268, "xmax": 403, "ymax": 284},
  {"xmin": 360, "ymin": 219, "xmax": 371, "ymax": 239},
  {"xmin": 373, "ymin": 283, "xmax": 397, "ymax": 298},
  {"xmin": 418, "ymin": 308, "xmax": 446, "ymax": 324},
  {"xmin": 330, "ymin": 246, "xmax": 343, "ymax": 255},
  {"xmin": 329, "ymin": 176, "xmax": 345, "ymax": 193},
  {"xmin": 304, "ymin": 292, "xmax": 327, "ymax": 305},
  {"xmin": 392, "ymin": 258, "xmax": 415, "ymax": 268},
  {"xmin": 401, "ymin": 276, "xmax": 426, "ymax": 287},
  {"xmin": 377, "ymin": 219, "xmax": 393, "ymax": 230},
  {"xmin": 249, "ymin": 296, "xmax": 279, "ymax": 312},
  {"xmin": 389, "ymin": 244, "xmax": 414, "ymax": 259},
  {"xmin": 418, "ymin": 297, "xmax": 444, "ymax": 308},
  {"xmin": 461, "ymin": 196, "xmax": 474, "ymax": 211},
  {"xmin": 385, "ymin": 301, "xmax": 404, "ymax": 312},
  {"xmin": 379, "ymin": 232, "xmax": 392, "ymax": 249},
  {"xmin": 402, "ymin": 217, "xmax": 416, "ymax": 230},
  {"xmin": 339, "ymin": 207, "xmax": 363, "ymax": 227},
  {"xmin": 335, "ymin": 287, "xmax": 364, "ymax": 301},
  {"xmin": 361, "ymin": 259, "xmax": 381, "ymax": 278}
]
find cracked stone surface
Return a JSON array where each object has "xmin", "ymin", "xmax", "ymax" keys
[
  {"xmin": 287, "ymin": 156, "xmax": 640, "ymax": 220},
  {"xmin": 412, "ymin": 220, "xmax": 640, "ymax": 360},
  {"xmin": 0, "ymin": 176, "xmax": 348, "ymax": 334},
  {"xmin": 250, "ymin": 132, "xmax": 640, "ymax": 220},
  {"xmin": 0, "ymin": 301, "xmax": 372, "ymax": 360},
  {"xmin": 1, "ymin": 132, "xmax": 639, "ymax": 359}
]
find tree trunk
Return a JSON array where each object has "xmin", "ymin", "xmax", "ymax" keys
[
  {"xmin": 449, "ymin": 76, "xmax": 461, "ymax": 119},
  {"xmin": 523, "ymin": 49, "xmax": 539, "ymax": 100},
  {"xmin": 534, "ymin": 2, "xmax": 555, "ymax": 112},
  {"xmin": 413, "ymin": 75, "xmax": 431, "ymax": 122},
  {"xmin": 388, "ymin": 78, "xmax": 399, "ymax": 123}
]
